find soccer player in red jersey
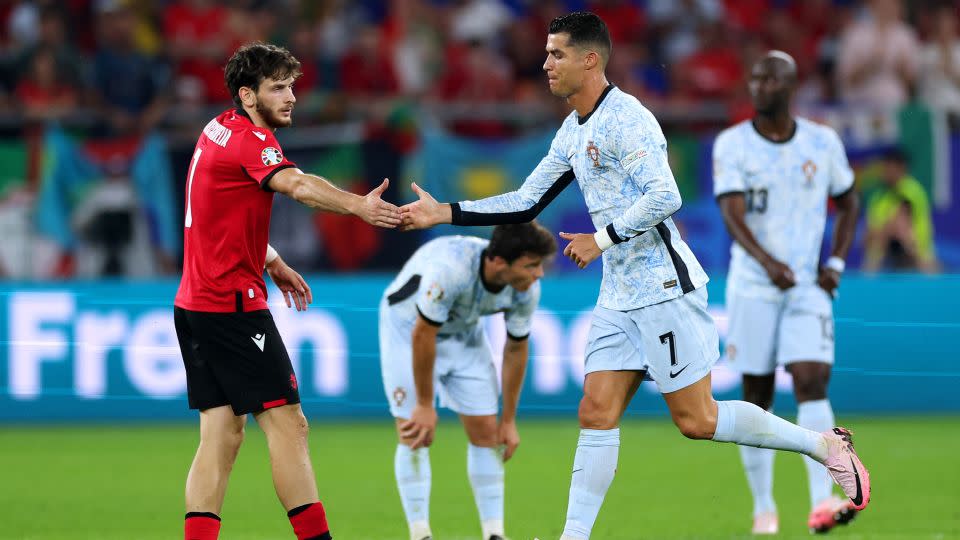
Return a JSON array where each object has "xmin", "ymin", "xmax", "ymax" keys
[{"xmin": 174, "ymin": 42, "xmax": 401, "ymax": 540}]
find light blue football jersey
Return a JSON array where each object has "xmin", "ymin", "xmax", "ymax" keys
[
  {"xmin": 452, "ymin": 85, "xmax": 709, "ymax": 311},
  {"xmin": 382, "ymin": 236, "xmax": 539, "ymax": 338},
  {"xmin": 713, "ymin": 118, "xmax": 855, "ymax": 299}
]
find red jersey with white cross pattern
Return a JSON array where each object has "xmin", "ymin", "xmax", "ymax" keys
[{"xmin": 175, "ymin": 109, "xmax": 296, "ymax": 313}]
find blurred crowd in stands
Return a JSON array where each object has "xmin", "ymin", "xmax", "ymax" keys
[
  {"xmin": 2, "ymin": 0, "xmax": 960, "ymax": 131},
  {"xmin": 0, "ymin": 0, "xmax": 954, "ymax": 278}
]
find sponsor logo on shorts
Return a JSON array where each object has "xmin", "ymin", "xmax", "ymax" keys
[
  {"xmin": 251, "ymin": 333, "xmax": 266, "ymax": 351},
  {"xmin": 669, "ymin": 364, "xmax": 690, "ymax": 378},
  {"xmin": 290, "ymin": 373, "xmax": 298, "ymax": 390},
  {"xmin": 393, "ymin": 387, "xmax": 407, "ymax": 407},
  {"xmin": 663, "ymin": 279, "xmax": 678, "ymax": 289}
]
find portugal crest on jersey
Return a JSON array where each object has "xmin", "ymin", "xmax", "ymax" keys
[
  {"xmin": 586, "ymin": 140, "xmax": 601, "ymax": 168},
  {"xmin": 261, "ymin": 147, "xmax": 283, "ymax": 166},
  {"xmin": 802, "ymin": 160, "xmax": 817, "ymax": 186}
]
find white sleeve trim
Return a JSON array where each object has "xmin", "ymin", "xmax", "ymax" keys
[{"xmin": 594, "ymin": 228, "xmax": 615, "ymax": 251}]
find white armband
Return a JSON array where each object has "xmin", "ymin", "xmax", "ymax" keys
[
  {"xmin": 825, "ymin": 256, "xmax": 845, "ymax": 274},
  {"xmin": 265, "ymin": 244, "xmax": 279, "ymax": 266}
]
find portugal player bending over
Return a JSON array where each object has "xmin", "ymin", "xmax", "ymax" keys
[
  {"xmin": 380, "ymin": 223, "xmax": 556, "ymax": 540},
  {"xmin": 174, "ymin": 43, "xmax": 401, "ymax": 540}
]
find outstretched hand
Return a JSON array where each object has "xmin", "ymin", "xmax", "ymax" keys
[
  {"xmin": 560, "ymin": 232, "xmax": 602, "ymax": 269},
  {"xmin": 356, "ymin": 178, "xmax": 402, "ymax": 228},
  {"xmin": 400, "ymin": 182, "xmax": 450, "ymax": 231},
  {"xmin": 266, "ymin": 257, "xmax": 312, "ymax": 311}
]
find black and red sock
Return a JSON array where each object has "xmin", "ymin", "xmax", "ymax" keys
[
  {"xmin": 288, "ymin": 502, "xmax": 331, "ymax": 540},
  {"xmin": 185, "ymin": 512, "xmax": 221, "ymax": 540}
]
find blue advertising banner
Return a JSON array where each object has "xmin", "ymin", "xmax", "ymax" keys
[{"xmin": 0, "ymin": 275, "xmax": 957, "ymax": 422}]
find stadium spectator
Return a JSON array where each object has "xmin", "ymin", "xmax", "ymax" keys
[
  {"xmin": 674, "ymin": 21, "xmax": 745, "ymax": 102},
  {"xmin": 13, "ymin": 6, "xmax": 83, "ymax": 91},
  {"xmin": 162, "ymin": 0, "xmax": 234, "ymax": 104},
  {"xmin": 836, "ymin": 0, "xmax": 920, "ymax": 108},
  {"xmin": 15, "ymin": 46, "xmax": 78, "ymax": 121},
  {"xmin": 863, "ymin": 148, "xmax": 939, "ymax": 272},
  {"xmin": 448, "ymin": 0, "xmax": 513, "ymax": 45},
  {"xmin": 918, "ymin": 3, "xmax": 960, "ymax": 121},
  {"xmin": 384, "ymin": 0, "xmax": 446, "ymax": 96},
  {"xmin": 339, "ymin": 24, "xmax": 401, "ymax": 98},
  {"xmin": 647, "ymin": 0, "xmax": 723, "ymax": 64},
  {"xmin": 90, "ymin": 0, "xmax": 170, "ymax": 135}
]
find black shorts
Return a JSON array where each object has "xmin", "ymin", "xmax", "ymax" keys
[{"xmin": 175, "ymin": 307, "xmax": 300, "ymax": 415}]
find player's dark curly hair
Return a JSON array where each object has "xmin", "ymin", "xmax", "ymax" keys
[
  {"xmin": 487, "ymin": 221, "xmax": 557, "ymax": 263},
  {"xmin": 548, "ymin": 11, "xmax": 612, "ymax": 65},
  {"xmin": 224, "ymin": 42, "xmax": 302, "ymax": 107}
]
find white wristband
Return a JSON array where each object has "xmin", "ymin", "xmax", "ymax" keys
[
  {"xmin": 594, "ymin": 228, "xmax": 615, "ymax": 251},
  {"xmin": 265, "ymin": 244, "xmax": 279, "ymax": 266},
  {"xmin": 825, "ymin": 256, "xmax": 845, "ymax": 274}
]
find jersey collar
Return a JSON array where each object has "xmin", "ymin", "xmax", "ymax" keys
[
  {"xmin": 750, "ymin": 117, "xmax": 797, "ymax": 144},
  {"xmin": 578, "ymin": 83, "xmax": 616, "ymax": 125},
  {"xmin": 235, "ymin": 107, "xmax": 253, "ymax": 123}
]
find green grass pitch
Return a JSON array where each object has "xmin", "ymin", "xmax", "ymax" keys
[{"xmin": 1, "ymin": 417, "xmax": 958, "ymax": 539}]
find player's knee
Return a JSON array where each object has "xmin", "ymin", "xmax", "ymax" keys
[
  {"xmin": 464, "ymin": 417, "xmax": 499, "ymax": 447},
  {"xmin": 792, "ymin": 377, "xmax": 828, "ymax": 402},
  {"xmin": 467, "ymin": 429, "xmax": 498, "ymax": 447},
  {"xmin": 210, "ymin": 424, "xmax": 245, "ymax": 459},
  {"xmin": 578, "ymin": 395, "xmax": 619, "ymax": 429},
  {"xmin": 672, "ymin": 410, "xmax": 714, "ymax": 440},
  {"xmin": 290, "ymin": 411, "xmax": 310, "ymax": 441}
]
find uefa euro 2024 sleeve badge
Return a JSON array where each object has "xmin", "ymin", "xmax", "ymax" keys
[{"xmin": 261, "ymin": 147, "xmax": 283, "ymax": 166}]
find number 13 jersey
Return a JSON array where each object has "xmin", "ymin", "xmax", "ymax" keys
[{"xmin": 712, "ymin": 118, "xmax": 854, "ymax": 299}]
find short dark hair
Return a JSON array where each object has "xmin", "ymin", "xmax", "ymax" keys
[
  {"xmin": 487, "ymin": 222, "xmax": 557, "ymax": 263},
  {"xmin": 224, "ymin": 43, "xmax": 302, "ymax": 107},
  {"xmin": 548, "ymin": 11, "xmax": 612, "ymax": 64}
]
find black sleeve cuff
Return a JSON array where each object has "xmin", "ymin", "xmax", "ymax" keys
[
  {"xmin": 606, "ymin": 223, "xmax": 625, "ymax": 244},
  {"xmin": 715, "ymin": 190, "xmax": 745, "ymax": 201},
  {"xmin": 259, "ymin": 164, "xmax": 296, "ymax": 192},
  {"xmin": 830, "ymin": 185, "xmax": 856, "ymax": 201},
  {"xmin": 416, "ymin": 306, "xmax": 443, "ymax": 327},
  {"xmin": 506, "ymin": 332, "xmax": 529, "ymax": 342},
  {"xmin": 450, "ymin": 202, "xmax": 462, "ymax": 225}
]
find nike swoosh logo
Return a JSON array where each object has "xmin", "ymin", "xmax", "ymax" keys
[
  {"xmin": 849, "ymin": 457, "xmax": 863, "ymax": 507},
  {"xmin": 572, "ymin": 468, "xmax": 583, "ymax": 474},
  {"xmin": 251, "ymin": 334, "xmax": 265, "ymax": 351},
  {"xmin": 669, "ymin": 364, "xmax": 690, "ymax": 378}
]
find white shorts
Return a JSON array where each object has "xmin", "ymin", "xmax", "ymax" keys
[
  {"xmin": 725, "ymin": 285, "xmax": 834, "ymax": 375},
  {"xmin": 584, "ymin": 287, "xmax": 720, "ymax": 394},
  {"xmin": 379, "ymin": 306, "xmax": 499, "ymax": 418}
]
